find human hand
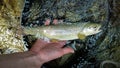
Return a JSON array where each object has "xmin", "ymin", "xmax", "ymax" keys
[{"xmin": 30, "ymin": 39, "xmax": 74, "ymax": 66}]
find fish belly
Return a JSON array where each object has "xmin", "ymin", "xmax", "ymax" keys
[{"xmin": 41, "ymin": 29, "xmax": 79, "ymax": 40}]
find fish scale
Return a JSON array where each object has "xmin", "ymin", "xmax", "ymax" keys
[{"xmin": 23, "ymin": 22, "xmax": 101, "ymax": 40}]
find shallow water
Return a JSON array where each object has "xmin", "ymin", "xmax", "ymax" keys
[{"xmin": 22, "ymin": 0, "xmax": 120, "ymax": 68}]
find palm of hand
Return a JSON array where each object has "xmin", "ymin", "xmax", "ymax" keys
[{"xmin": 30, "ymin": 39, "xmax": 74, "ymax": 64}]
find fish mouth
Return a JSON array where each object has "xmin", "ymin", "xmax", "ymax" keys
[
  {"xmin": 96, "ymin": 28, "xmax": 102, "ymax": 33},
  {"xmin": 98, "ymin": 29, "xmax": 102, "ymax": 33}
]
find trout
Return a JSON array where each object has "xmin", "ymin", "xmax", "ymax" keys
[{"xmin": 23, "ymin": 22, "xmax": 102, "ymax": 40}]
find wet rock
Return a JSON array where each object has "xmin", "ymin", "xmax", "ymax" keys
[{"xmin": 0, "ymin": 0, "xmax": 28, "ymax": 54}]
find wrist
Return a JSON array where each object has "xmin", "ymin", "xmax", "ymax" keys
[
  {"xmin": 0, "ymin": 51, "xmax": 43, "ymax": 68},
  {"xmin": 28, "ymin": 51, "xmax": 45, "ymax": 67}
]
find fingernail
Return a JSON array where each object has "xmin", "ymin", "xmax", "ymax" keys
[
  {"xmin": 68, "ymin": 47, "xmax": 74, "ymax": 53},
  {"xmin": 44, "ymin": 19, "xmax": 51, "ymax": 25},
  {"xmin": 60, "ymin": 41, "xmax": 66, "ymax": 45},
  {"xmin": 71, "ymin": 50, "xmax": 75, "ymax": 53},
  {"xmin": 53, "ymin": 19, "xmax": 58, "ymax": 25}
]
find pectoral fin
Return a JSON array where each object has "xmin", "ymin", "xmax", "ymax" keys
[
  {"xmin": 77, "ymin": 33, "xmax": 86, "ymax": 40},
  {"xmin": 70, "ymin": 41, "xmax": 76, "ymax": 50},
  {"xmin": 50, "ymin": 39, "xmax": 59, "ymax": 42}
]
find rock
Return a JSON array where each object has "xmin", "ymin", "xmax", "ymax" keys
[{"xmin": 0, "ymin": 0, "xmax": 28, "ymax": 54}]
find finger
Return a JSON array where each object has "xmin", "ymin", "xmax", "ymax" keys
[
  {"xmin": 37, "ymin": 46, "xmax": 74, "ymax": 63},
  {"xmin": 44, "ymin": 19, "xmax": 51, "ymax": 25},
  {"xmin": 49, "ymin": 41, "xmax": 66, "ymax": 48},
  {"xmin": 30, "ymin": 39, "xmax": 49, "ymax": 52},
  {"xmin": 56, "ymin": 41, "xmax": 67, "ymax": 47},
  {"xmin": 53, "ymin": 19, "xmax": 58, "ymax": 25},
  {"xmin": 62, "ymin": 47, "xmax": 74, "ymax": 54},
  {"xmin": 51, "ymin": 47, "xmax": 74, "ymax": 59}
]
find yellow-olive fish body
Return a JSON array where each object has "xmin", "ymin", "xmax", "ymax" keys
[{"xmin": 23, "ymin": 22, "xmax": 101, "ymax": 40}]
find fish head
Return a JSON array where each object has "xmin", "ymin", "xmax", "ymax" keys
[{"xmin": 83, "ymin": 23, "xmax": 102, "ymax": 36}]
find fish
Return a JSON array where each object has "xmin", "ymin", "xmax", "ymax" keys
[{"xmin": 23, "ymin": 22, "xmax": 102, "ymax": 40}]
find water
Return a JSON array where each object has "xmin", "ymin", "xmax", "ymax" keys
[{"xmin": 21, "ymin": 0, "xmax": 120, "ymax": 68}]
